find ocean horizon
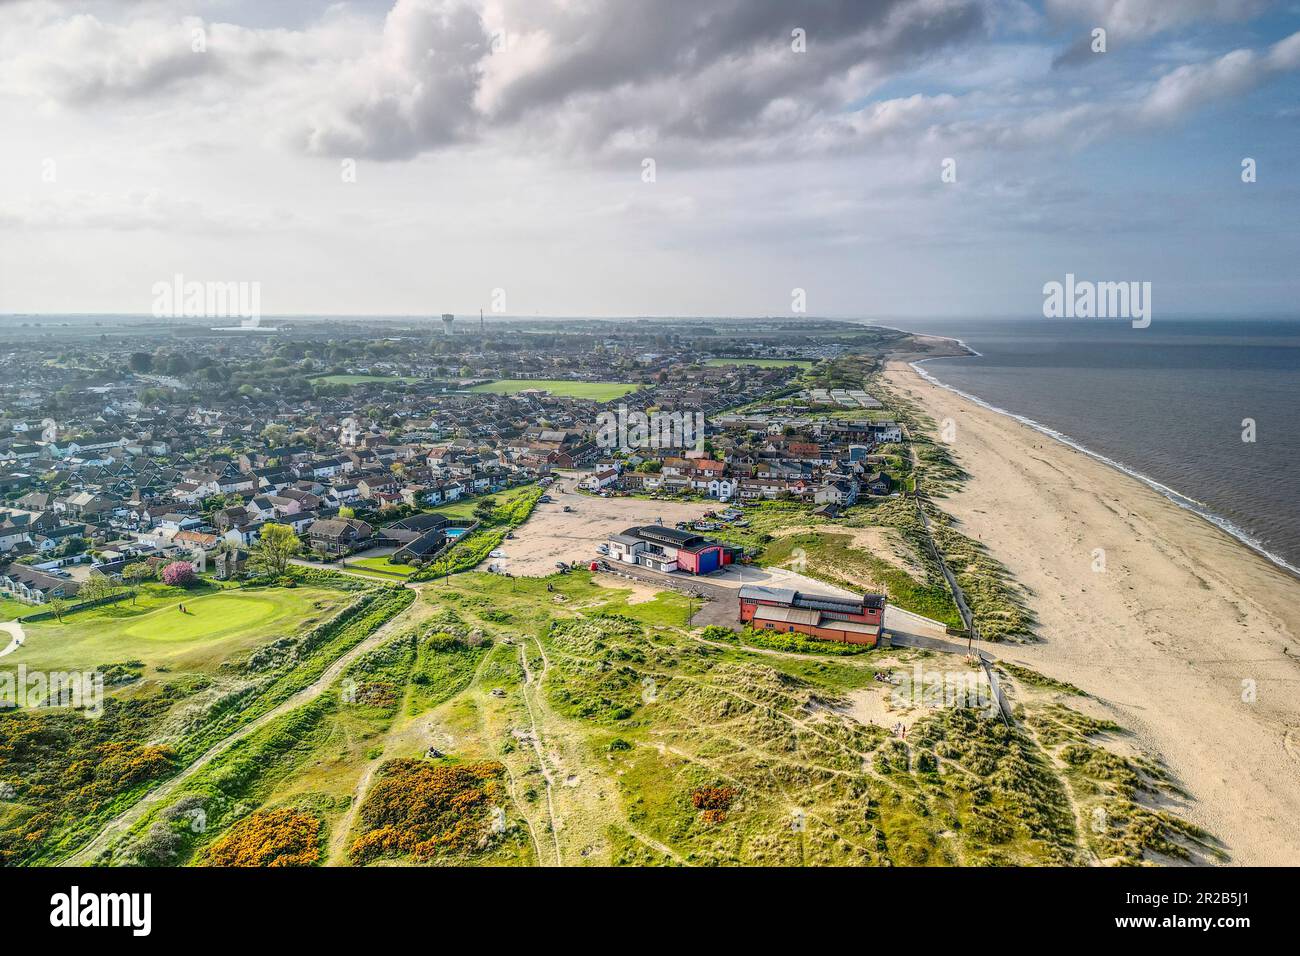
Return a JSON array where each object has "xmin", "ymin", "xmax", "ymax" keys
[{"xmin": 880, "ymin": 317, "xmax": 1300, "ymax": 578}]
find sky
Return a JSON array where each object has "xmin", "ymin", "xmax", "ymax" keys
[{"xmin": 1, "ymin": 0, "xmax": 1298, "ymax": 319}]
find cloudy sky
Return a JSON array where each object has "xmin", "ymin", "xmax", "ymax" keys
[{"xmin": 1, "ymin": 0, "xmax": 1298, "ymax": 319}]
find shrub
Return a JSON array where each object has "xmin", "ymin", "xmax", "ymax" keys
[
  {"xmin": 692, "ymin": 786, "xmax": 738, "ymax": 811},
  {"xmin": 350, "ymin": 759, "xmax": 505, "ymax": 863},
  {"xmin": 201, "ymin": 808, "xmax": 322, "ymax": 867},
  {"xmin": 161, "ymin": 561, "xmax": 196, "ymax": 587}
]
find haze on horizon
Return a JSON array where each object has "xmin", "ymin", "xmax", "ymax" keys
[{"xmin": 1, "ymin": 0, "xmax": 1298, "ymax": 320}]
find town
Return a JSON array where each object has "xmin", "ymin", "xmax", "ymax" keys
[
  {"xmin": 0, "ymin": 312, "xmax": 1219, "ymax": 874},
  {"xmin": 0, "ymin": 315, "xmax": 909, "ymax": 647}
]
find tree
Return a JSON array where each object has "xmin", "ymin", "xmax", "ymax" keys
[
  {"xmin": 473, "ymin": 497, "xmax": 498, "ymax": 521},
  {"xmin": 55, "ymin": 536, "xmax": 87, "ymax": 558},
  {"xmin": 128, "ymin": 352, "xmax": 153, "ymax": 373},
  {"xmin": 252, "ymin": 523, "xmax": 302, "ymax": 578},
  {"xmin": 79, "ymin": 572, "xmax": 122, "ymax": 605},
  {"xmin": 338, "ymin": 505, "xmax": 356, "ymax": 519},
  {"xmin": 260, "ymin": 423, "xmax": 289, "ymax": 448},
  {"xmin": 161, "ymin": 561, "xmax": 196, "ymax": 587},
  {"xmin": 123, "ymin": 562, "xmax": 152, "ymax": 589},
  {"xmin": 48, "ymin": 598, "xmax": 68, "ymax": 623}
]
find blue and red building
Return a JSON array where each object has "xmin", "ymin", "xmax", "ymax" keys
[{"xmin": 607, "ymin": 525, "xmax": 739, "ymax": 575}]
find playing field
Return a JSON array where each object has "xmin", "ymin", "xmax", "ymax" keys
[
  {"xmin": 704, "ymin": 358, "xmax": 815, "ymax": 368},
  {"xmin": 6, "ymin": 586, "xmax": 350, "ymax": 675},
  {"xmin": 310, "ymin": 374, "xmax": 421, "ymax": 386},
  {"xmin": 466, "ymin": 379, "xmax": 637, "ymax": 401}
]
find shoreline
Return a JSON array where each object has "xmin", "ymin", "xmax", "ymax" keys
[
  {"xmin": 881, "ymin": 358, "xmax": 1300, "ymax": 866},
  {"xmin": 907, "ymin": 353, "xmax": 1300, "ymax": 582}
]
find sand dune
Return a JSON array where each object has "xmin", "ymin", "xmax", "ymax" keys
[{"xmin": 883, "ymin": 361, "xmax": 1300, "ymax": 866}]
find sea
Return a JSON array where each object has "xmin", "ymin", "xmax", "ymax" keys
[{"xmin": 875, "ymin": 317, "xmax": 1300, "ymax": 577}]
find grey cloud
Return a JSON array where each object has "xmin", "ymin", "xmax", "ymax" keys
[
  {"xmin": 299, "ymin": 0, "xmax": 986, "ymax": 160},
  {"xmin": 485, "ymin": 0, "xmax": 981, "ymax": 124},
  {"xmin": 1051, "ymin": 31, "xmax": 1102, "ymax": 69},
  {"xmin": 299, "ymin": 0, "xmax": 488, "ymax": 159}
]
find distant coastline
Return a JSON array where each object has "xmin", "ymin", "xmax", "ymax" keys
[{"xmin": 902, "ymin": 339, "xmax": 1300, "ymax": 581}]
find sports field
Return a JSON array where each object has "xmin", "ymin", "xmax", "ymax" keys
[
  {"xmin": 704, "ymin": 357, "xmax": 815, "ymax": 368},
  {"xmin": 7, "ymin": 585, "xmax": 350, "ymax": 675},
  {"xmin": 466, "ymin": 379, "xmax": 636, "ymax": 401}
]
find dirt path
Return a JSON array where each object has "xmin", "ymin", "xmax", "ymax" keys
[
  {"xmin": 517, "ymin": 639, "xmax": 563, "ymax": 865},
  {"xmin": 0, "ymin": 620, "xmax": 24, "ymax": 659},
  {"xmin": 63, "ymin": 589, "xmax": 426, "ymax": 866}
]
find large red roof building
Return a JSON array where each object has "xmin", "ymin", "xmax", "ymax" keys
[{"xmin": 738, "ymin": 584, "xmax": 886, "ymax": 646}]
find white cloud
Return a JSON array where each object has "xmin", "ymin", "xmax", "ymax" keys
[
  {"xmin": 1044, "ymin": 0, "xmax": 1272, "ymax": 39},
  {"xmin": 1139, "ymin": 30, "xmax": 1300, "ymax": 123}
]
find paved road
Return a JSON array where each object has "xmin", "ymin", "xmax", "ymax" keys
[{"xmin": 0, "ymin": 620, "xmax": 25, "ymax": 659}]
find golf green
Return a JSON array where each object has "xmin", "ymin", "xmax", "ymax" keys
[{"xmin": 8, "ymin": 587, "xmax": 350, "ymax": 675}]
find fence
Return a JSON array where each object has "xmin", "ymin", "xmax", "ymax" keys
[{"xmin": 17, "ymin": 590, "xmax": 132, "ymax": 623}]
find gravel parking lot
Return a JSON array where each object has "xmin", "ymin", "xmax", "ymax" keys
[{"xmin": 480, "ymin": 479, "xmax": 714, "ymax": 576}]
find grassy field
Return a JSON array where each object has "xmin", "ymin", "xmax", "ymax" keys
[
  {"xmin": 466, "ymin": 379, "xmax": 637, "ymax": 401},
  {"xmin": 704, "ymin": 358, "xmax": 816, "ymax": 368},
  {"xmin": 427, "ymin": 483, "xmax": 537, "ymax": 520},
  {"xmin": 346, "ymin": 557, "xmax": 417, "ymax": 578},
  {"xmin": 0, "ymin": 596, "xmax": 30, "ymax": 621},
  {"xmin": 107, "ymin": 570, "xmax": 1215, "ymax": 867},
  {"xmin": 9, "ymin": 584, "xmax": 350, "ymax": 676},
  {"xmin": 0, "ymin": 574, "xmax": 415, "ymax": 866},
  {"xmin": 310, "ymin": 374, "xmax": 421, "ymax": 386}
]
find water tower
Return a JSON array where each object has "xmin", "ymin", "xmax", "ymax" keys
[{"xmin": 441, "ymin": 313, "xmax": 455, "ymax": 335}]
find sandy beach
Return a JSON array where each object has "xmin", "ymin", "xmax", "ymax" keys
[{"xmin": 883, "ymin": 360, "xmax": 1300, "ymax": 866}]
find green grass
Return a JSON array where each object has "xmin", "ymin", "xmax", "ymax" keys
[
  {"xmin": 347, "ymin": 557, "xmax": 417, "ymax": 578},
  {"xmin": 45, "ymin": 564, "xmax": 1211, "ymax": 868},
  {"xmin": 427, "ymin": 483, "xmax": 537, "ymax": 521},
  {"xmin": 0, "ymin": 580, "xmax": 412, "ymax": 866},
  {"xmin": 7, "ymin": 585, "xmax": 349, "ymax": 676},
  {"xmin": 309, "ymin": 374, "xmax": 421, "ymax": 386},
  {"xmin": 0, "ymin": 597, "xmax": 30, "ymax": 621},
  {"xmin": 704, "ymin": 358, "xmax": 815, "ymax": 369},
  {"xmin": 465, "ymin": 379, "xmax": 637, "ymax": 401}
]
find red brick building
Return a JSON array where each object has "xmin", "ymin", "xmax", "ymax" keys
[{"xmin": 738, "ymin": 584, "xmax": 886, "ymax": 646}]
